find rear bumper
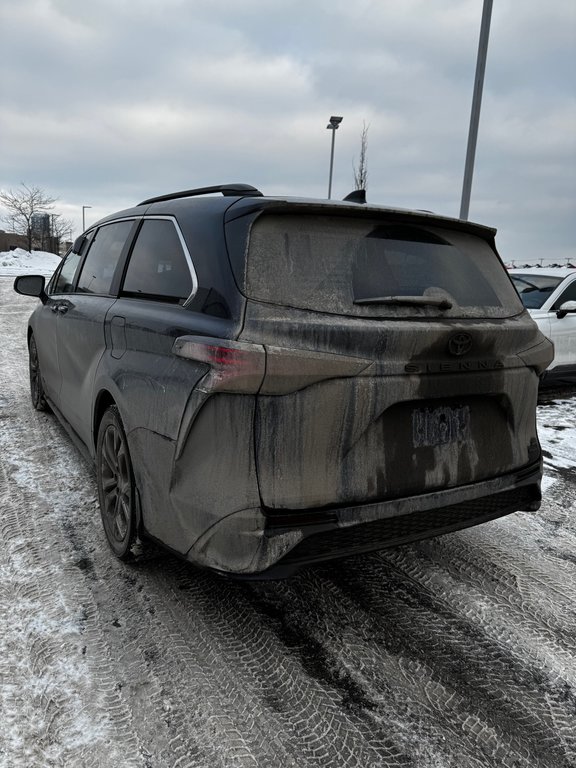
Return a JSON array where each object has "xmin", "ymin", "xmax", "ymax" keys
[{"xmin": 187, "ymin": 458, "xmax": 542, "ymax": 578}]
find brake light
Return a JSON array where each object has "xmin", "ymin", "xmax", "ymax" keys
[
  {"xmin": 173, "ymin": 335, "xmax": 374, "ymax": 394},
  {"xmin": 172, "ymin": 336, "xmax": 266, "ymax": 393}
]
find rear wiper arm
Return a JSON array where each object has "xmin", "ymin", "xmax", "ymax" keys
[{"xmin": 353, "ymin": 295, "xmax": 453, "ymax": 310}]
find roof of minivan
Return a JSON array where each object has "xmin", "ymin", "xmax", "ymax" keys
[{"xmin": 91, "ymin": 190, "xmax": 497, "ymax": 241}]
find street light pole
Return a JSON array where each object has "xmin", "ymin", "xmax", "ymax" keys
[
  {"xmin": 328, "ymin": 129, "xmax": 336, "ymax": 199},
  {"xmin": 460, "ymin": 0, "xmax": 493, "ymax": 220},
  {"xmin": 326, "ymin": 116, "xmax": 343, "ymax": 199},
  {"xmin": 82, "ymin": 205, "xmax": 92, "ymax": 232}
]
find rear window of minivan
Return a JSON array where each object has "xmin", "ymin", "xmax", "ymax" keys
[{"xmin": 245, "ymin": 214, "xmax": 523, "ymax": 319}]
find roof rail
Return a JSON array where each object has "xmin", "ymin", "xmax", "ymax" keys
[{"xmin": 139, "ymin": 184, "xmax": 263, "ymax": 205}]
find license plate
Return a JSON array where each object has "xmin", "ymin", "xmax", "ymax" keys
[{"xmin": 412, "ymin": 405, "xmax": 471, "ymax": 448}]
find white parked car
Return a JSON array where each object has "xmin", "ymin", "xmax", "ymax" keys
[{"xmin": 509, "ymin": 267, "xmax": 576, "ymax": 386}]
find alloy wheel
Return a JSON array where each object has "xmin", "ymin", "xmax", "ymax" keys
[{"xmin": 99, "ymin": 421, "xmax": 133, "ymax": 550}]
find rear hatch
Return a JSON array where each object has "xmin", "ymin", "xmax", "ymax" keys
[{"xmin": 226, "ymin": 207, "xmax": 552, "ymax": 511}]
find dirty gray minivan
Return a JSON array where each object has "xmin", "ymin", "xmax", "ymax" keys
[{"xmin": 15, "ymin": 184, "xmax": 554, "ymax": 577}]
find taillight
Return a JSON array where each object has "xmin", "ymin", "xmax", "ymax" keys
[
  {"xmin": 172, "ymin": 336, "xmax": 266, "ymax": 393},
  {"xmin": 174, "ymin": 335, "xmax": 374, "ymax": 395},
  {"xmin": 516, "ymin": 337, "xmax": 554, "ymax": 375}
]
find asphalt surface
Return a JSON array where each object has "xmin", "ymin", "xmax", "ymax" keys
[{"xmin": 1, "ymin": 277, "xmax": 575, "ymax": 768}]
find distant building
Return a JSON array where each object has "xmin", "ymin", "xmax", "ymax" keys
[
  {"xmin": 0, "ymin": 230, "xmax": 29, "ymax": 251},
  {"xmin": 31, "ymin": 213, "xmax": 59, "ymax": 252},
  {"xmin": 0, "ymin": 229, "xmax": 63, "ymax": 256},
  {"xmin": 31, "ymin": 213, "xmax": 50, "ymax": 239}
]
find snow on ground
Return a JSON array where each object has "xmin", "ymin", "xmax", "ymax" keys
[
  {"xmin": 0, "ymin": 248, "xmax": 61, "ymax": 277},
  {"xmin": 537, "ymin": 392, "xmax": 576, "ymax": 473},
  {"xmin": 1, "ymin": 258, "xmax": 576, "ymax": 767}
]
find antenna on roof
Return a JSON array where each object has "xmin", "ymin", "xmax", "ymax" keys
[{"xmin": 343, "ymin": 189, "xmax": 366, "ymax": 204}]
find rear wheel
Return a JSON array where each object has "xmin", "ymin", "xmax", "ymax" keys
[
  {"xmin": 96, "ymin": 406, "xmax": 137, "ymax": 560},
  {"xmin": 29, "ymin": 334, "xmax": 49, "ymax": 411}
]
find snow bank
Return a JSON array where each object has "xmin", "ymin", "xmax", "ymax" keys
[{"xmin": 0, "ymin": 248, "xmax": 61, "ymax": 277}]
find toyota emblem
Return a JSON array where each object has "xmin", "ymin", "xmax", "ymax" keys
[{"xmin": 448, "ymin": 333, "xmax": 473, "ymax": 356}]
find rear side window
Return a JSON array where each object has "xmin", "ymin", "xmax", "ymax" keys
[
  {"xmin": 76, "ymin": 220, "xmax": 133, "ymax": 295},
  {"xmin": 245, "ymin": 215, "xmax": 523, "ymax": 319},
  {"xmin": 122, "ymin": 219, "xmax": 193, "ymax": 303}
]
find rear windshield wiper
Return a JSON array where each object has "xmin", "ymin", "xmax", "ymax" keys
[{"xmin": 353, "ymin": 295, "xmax": 453, "ymax": 310}]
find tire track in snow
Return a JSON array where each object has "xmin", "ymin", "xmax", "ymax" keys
[
  {"xmin": 403, "ymin": 521, "xmax": 576, "ymax": 662},
  {"xmin": 0, "ymin": 447, "xmax": 145, "ymax": 767},
  {"xmin": 0, "ymin": 285, "xmax": 146, "ymax": 767},
  {"xmin": 83, "ymin": 551, "xmax": 408, "ymax": 768},
  {"xmin": 2, "ymin": 277, "xmax": 576, "ymax": 768},
  {"xmin": 151, "ymin": 561, "xmax": 409, "ymax": 768},
  {"xmin": 326, "ymin": 553, "xmax": 574, "ymax": 768},
  {"xmin": 249, "ymin": 562, "xmax": 563, "ymax": 768}
]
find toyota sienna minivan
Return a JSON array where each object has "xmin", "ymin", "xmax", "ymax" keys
[{"xmin": 14, "ymin": 184, "xmax": 554, "ymax": 577}]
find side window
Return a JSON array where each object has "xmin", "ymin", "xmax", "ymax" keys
[
  {"xmin": 48, "ymin": 231, "xmax": 94, "ymax": 294},
  {"xmin": 552, "ymin": 280, "xmax": 576, "ymax": 310},
  {"xmin": 122, "ymin": 219, "xmax": 193, "ymax": 303},
  {"xmin": 52, "ymin": 251, "xmax": 82, "ymax": 294},
  {"xmin": 76, "ymin": 220, "xmax": 134, "ymax": 295}
]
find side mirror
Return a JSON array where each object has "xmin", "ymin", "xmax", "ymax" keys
[
  {"xmin": 73, "ymin": 234, "xmax": 86, "ymax": 254},
  {"xmin": 13, "ymin": 274, "xmax": 47, "ymax": 303},
  {"xmin": 556, "ymin": 300, "xmax": 576, "ymax": 319}
]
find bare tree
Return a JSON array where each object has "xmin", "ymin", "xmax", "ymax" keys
[
  {"xmin": 0, "ymin": 183, "xmax": 57, "ymax": 251},
  {"xmin": 353, "ymin": 121, "xmax": 369, "ymax": 191},
  {"xmin": 51, "ymin": 214, "xmax": 74, "ymax": 247}
]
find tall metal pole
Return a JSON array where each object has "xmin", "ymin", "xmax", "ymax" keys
[
  {"xmin": 82, "ymin": 205, "xmax": 92, "ymax": 232},
  {"xmin": 460, "ymin": 0, "xmax": 493, "ymax": 220},
  {"xmin": 328, "ymin": 128, "xmax": 336, "ymax": 199},
  {"xmin": 326, "ymin": 116, "xmax": 342, "ymax": 199}
]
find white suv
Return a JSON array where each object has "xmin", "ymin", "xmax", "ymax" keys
[{"xmin": 509, "ymin": 267, "xmax": 576, "ymax": 386}]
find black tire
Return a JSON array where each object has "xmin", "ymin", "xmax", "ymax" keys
[
  {"xmin": 96, "ymin": 405, "xmax": 137, "ymax": 560},
  {"xmin": 29, "ymin": 334, "xmax": 49, "ymax": 411}
]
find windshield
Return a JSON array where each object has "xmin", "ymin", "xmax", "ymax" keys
[
  {"xmin": 510, "ymin": 273, "xmax": 563, "ymax": 309},
  {"xmin": 245, "ymin": 214, "xmax": 523, "ymax": 319}
]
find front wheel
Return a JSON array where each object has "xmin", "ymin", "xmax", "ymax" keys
[
  {"xmin": 96, "ymin": 406, "xmax": 137, "ymax": 560},
  {"xmin": 29, "ymin": 334, "xmax": 49, "ymax": 411}
]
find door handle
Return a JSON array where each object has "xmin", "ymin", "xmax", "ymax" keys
[{"xmin": 51, "ymin": 302, "xmax": 69, "ymax": 314}]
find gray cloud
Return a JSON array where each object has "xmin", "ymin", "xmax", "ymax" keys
[{"xmin": 1, "ymin": 0, "xmax": 574, "ymax": 261}]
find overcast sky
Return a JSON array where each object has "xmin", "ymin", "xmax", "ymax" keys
[{"xmin": 1, "ymin": 0, "xmax": 575, "ymax": 263}]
